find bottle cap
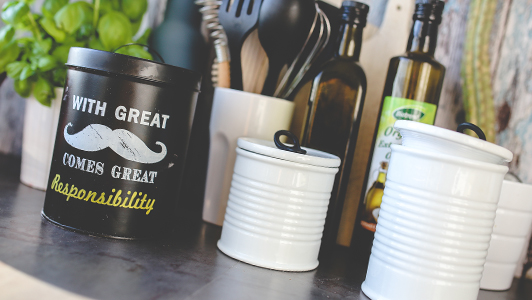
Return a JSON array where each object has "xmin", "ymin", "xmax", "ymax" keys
[
  {"xmin": 341, "ymin": 1, "xmax": 370, "ymax": 27},
  {"xmin": 414, "ymin": 0, "xmax": 445, "ymax": 24}
]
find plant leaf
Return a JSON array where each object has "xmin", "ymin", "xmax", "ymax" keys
[
  {"xmin": 115, "ymin": 44, "xmax": 151, "ymax": 60},
  {"xmin": 130, "ymin": 18, "xmax": 141, "ymax": 35},
  {"xmin": 97, "ymin": 0, "xmax": 118, "ymax": 15},
  {"xmin": 37, "ymin": 55, "xmax": 57, "ymax": 72},
  {"xmin": 39, "ymin": 17, "xmax": 66, "ymax": 42},
  {"xmin": 0, "ymin": 41, "xmax": 21, "ymax": 73},
  {"xmin": 42, "ymin": 0, "xmax": 69, "ymax": 19},
  {"xmin": 51, "ymin": 66, "xmax": 66, "ymax": 87},
  {"xmin": 76, "ymin": 23, "xmax": 94, "ymax": 41},
  {"xmin": 6, "ymin": 61, "xmax": 27, "ymax": 78},
  {"xmin": 1, "ymin": 1, "xmax": 30, "ymax": 26},
  {"xmin": 51, "ymin": 44, "xmax": 72, "ymax": 64},
  {"xmin": 111, "ymin": 0, "xmax": 121, "ymax": 10},
  {"xmin": 1, "ymin": 0, "xmax": 17, "ymax": 11},
  {"xmin": 54, "ymin": 2, "xmax": 93, "ymax": 34},
  {"xmin": 134, "ymin": 28, "xmax": 150, "ymax": 45},
  {"xmin": 60, "ymin": 35, "xmax": 78, "ymax": 45},
  {"xmin": 51, "ymin": 42, "xmax": 83, "ymax": 64},
  {"xmin": 88, "ymin": 36, "xmax": 105, "ymax": 51},
  {"xmin": 34, "ymin": 76, "xmax": 54, "ymax": 106},
  {"xmin": 0, "ymin": 25, "xmax": 15, "ymax": 48},
  {"xmin": 122, "ymin": 0, "xmax": 147, "ymax": 22},
  {"xmin": 14, "ymin": 78, "xmax": 32, "ymax": 98},
  {"xmin": 97, "ymin": 11, "xmax": 132, "ymax": 51},
  {"xmin": 32, "ymin": 38, "xmax": 53, "ymax": 55},
  {"xmin": 19, "ymin": 64, "xmax": 34, "ymax": 80}
]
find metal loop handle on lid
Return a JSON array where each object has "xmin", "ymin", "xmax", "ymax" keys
[
  {"xmin": 274, "ymin": 130, "xmax": 307, "ymax": 155},
  {"xmin": 456, "ymin": 122, "xmax": 486, "ymax": 141},
  {"xmin": 112, "ymin": 43, "xmax": 165, "ymax": 63}
]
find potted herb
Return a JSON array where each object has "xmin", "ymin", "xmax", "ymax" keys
[{"xmin": 0, "ymin": 0, "xmax": 151, "ymax": 190}]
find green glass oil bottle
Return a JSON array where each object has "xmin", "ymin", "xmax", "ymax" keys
[
  {"xmin": 355, "ymin": 0, "xmax": 446, "ymax": 254},
  {"xmin": 299, "ymin": 1, "xmax": 369, "ymax": 247}
]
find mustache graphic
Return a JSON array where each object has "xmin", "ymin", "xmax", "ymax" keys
[{"xmin": 64, "ymin": 123, "xmax": 167, "ymax": 164}]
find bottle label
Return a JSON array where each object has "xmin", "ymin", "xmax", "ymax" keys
[{"xmin": 361, "ymin": 97, "xmax": 437, "ymax": 232}]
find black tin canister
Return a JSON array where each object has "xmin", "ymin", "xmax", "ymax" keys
[{"xmin": 42, "ymin": 47, "xmax": 201, "ymax": 239}]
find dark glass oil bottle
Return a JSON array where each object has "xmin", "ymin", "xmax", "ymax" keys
[
  {"xmin": 299, "ymin": 1, "xmax": 369, "ymax": 248},
  {"xmin": 354, "ymin": 0, "xmax": 446, "ymax": 254}
]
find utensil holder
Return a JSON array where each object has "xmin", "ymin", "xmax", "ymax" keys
[{"xmin": 202, "ymin": 88, "xmax": 294, "ymax": 226}]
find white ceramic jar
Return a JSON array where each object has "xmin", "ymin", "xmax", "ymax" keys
[
  {"xmin": 217, "ymin": 136, "xmax": 340, "ymax": 271},
  {"xmin": 361, "ymin": 121, "xmax": 513, "ymax": 300},
  {"xmin": 480, "ymin": 180, "xmax": 532, "ymax": 291}
]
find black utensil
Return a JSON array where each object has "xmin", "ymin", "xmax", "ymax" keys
[
  {"xmin": 218, "ymin": 0, "xmax": 263, "ymax": 91},
  {"xmin": 287, "ymin": 1, "xmax": 340, "ymax": 95},
  {"xmin": 258, "ymin": 0, "xmax": 316, "ymax": 96}
]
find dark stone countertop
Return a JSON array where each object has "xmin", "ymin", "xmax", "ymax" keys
[{"xmin": 0, "ymin": 155, "xmax": 530, "ymax": 300}]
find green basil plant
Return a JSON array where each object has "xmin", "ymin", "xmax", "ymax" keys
[{"xmin": 0, "ymin": 0, "xmax": 151, "ymax": 106}]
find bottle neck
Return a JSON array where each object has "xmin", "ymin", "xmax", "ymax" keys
[
  {"xmin": 406, "ymin": 19, "xmax": 439, "ymax": 56},
  {"xmin": 336, "ymin": 22, "xmax": 364, "ymax": 60}
]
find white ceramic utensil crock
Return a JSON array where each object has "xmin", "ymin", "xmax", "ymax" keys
[
  {"xmin": 203, "ymin": 88, "xmax": 295, "ymax": 226},
  {"xmin": 361, "ymin": 121, "xmax": 513, "ymax": 300},
  {"xmin": 480, "ymin": 180, "xmax": 532, "ymax": 291},
  {"xmin": 217, "ymin": 133, "xmax": 340, "ymax": 271}
]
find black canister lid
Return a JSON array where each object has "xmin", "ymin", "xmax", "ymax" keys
[{"xmin": 66, "ymin": 47, "xmax": 202, "ymax": 91}]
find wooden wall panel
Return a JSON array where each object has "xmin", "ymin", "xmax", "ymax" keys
[
  {"xmin": 434, "ymin": 0, "xmax": 469, "ymax": 130},
  {"xmin": 0, "ymin": 79, "xmax": 24, "ymax": 156},
  {"xmin": 493, "ymin": 0, "xmax": 532, "ymax": 182}
]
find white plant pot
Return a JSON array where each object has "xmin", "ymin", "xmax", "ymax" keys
[{"xmin": 20, "ymin": 88, "xmax": 63, "ymax": 190}]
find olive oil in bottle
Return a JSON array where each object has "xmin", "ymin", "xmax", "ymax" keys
[
  {"xmin": 361, "ymin": 161, "xmax": 387, "ymax": 232},
  {"xmin": 356, "ymin": 0, "xmax": 446, "ymax": 250},
  {"xmin": 300, "ymin": 1, "xmax": 369, "ymax": 247}
]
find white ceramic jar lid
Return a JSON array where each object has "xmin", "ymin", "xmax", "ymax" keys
[
  {"xmin": 394, "ymin": 120, "xmax": 513, "ymax": 165},
  {"xmin": 237, "ymin": 138, "xmax": 341, "ymax": 168}
]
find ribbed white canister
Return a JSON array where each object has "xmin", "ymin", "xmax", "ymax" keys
[
  {"xmin": 480, "ymin": 180, "xmax": 532, "ymax": 291},
  {"xmin": 217, "ymin": 137, "xmax": 340, "ymax": 271},
  {"xmin": 361, "ymin": 121, "xmax": 514, "ymax": 300}
]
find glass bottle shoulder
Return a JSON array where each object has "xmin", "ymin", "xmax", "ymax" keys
[
  {"xmin": 315, "ymin": 58, "xmax": 367, "ymax": 88},
  {"xmin": 391, "ymin": 52, "xmax": 445, "ymax": 72},
  {"xmin": 383, "ymin": 52, "xmax": 446, "ymax": 103}
]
